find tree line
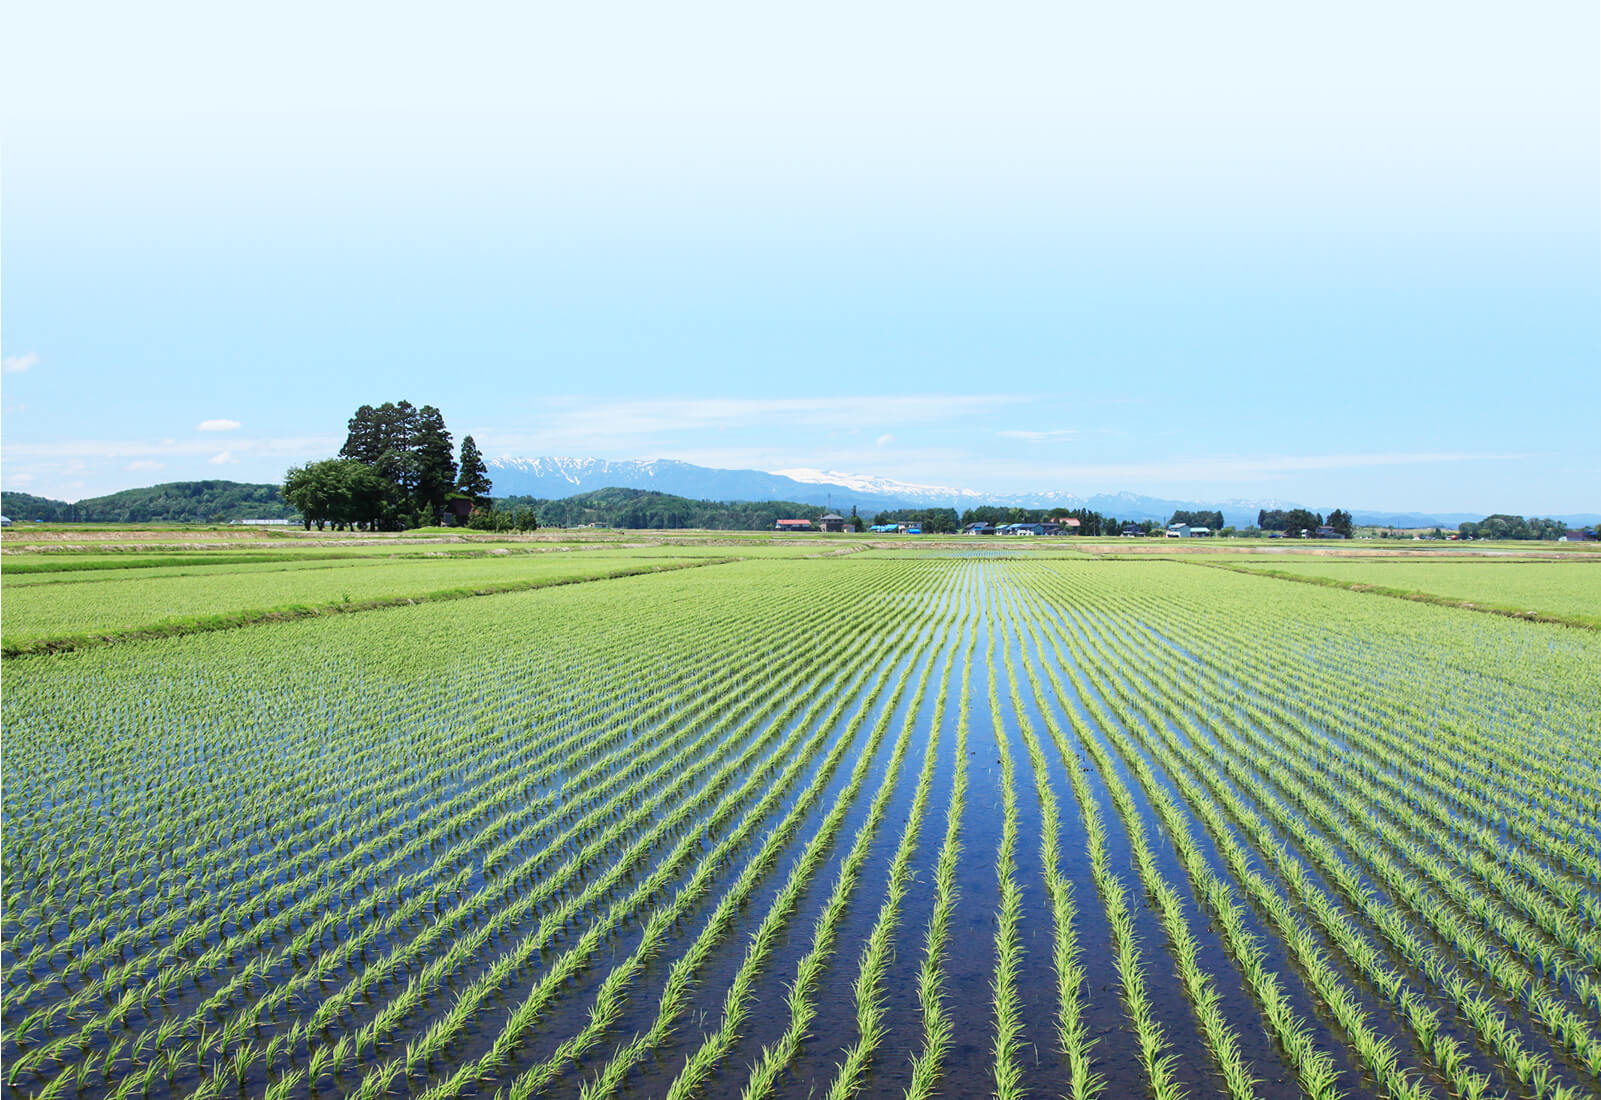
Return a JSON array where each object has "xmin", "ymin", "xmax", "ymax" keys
[
  {"xmin": 282, "ymin": 402, "xmax": 494, "ymax": 530},
  {"xmin": 1458, "ymin": 514, "xmax": 1583, "ymax": 541}
]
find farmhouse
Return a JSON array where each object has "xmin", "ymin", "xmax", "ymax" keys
[
  {"xmin": 774, "ymin": 518, "xmax": 814, "ymax": 532},
  {"xmin": 964, "ymin": 522, "xmax": 996, "ymax": 535},
  {"xmin": 817, "ymin": 513, "xmax": 846, "ymax": 532},
  {"xmin": 1166, "ymin": 523, "xmax": 1191, "ymax": 538}
]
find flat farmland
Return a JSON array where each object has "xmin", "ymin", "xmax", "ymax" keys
[
  {"xmin": 1222, "ymin": 558, "xmax": 1601, "ymax": 627},
  {"xmin": 3, "ymin": 548, "xmax": 1598, "ymax": 1100}
]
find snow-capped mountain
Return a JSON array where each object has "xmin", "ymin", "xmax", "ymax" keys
[
  {"xmin": 483, "ymin": 456, "xmax": 1525, "ymax": 527},
  {"xmin": 772, "ymin": 468, "xmax": 992, "ymax": 506}
]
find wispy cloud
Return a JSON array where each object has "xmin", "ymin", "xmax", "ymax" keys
[
  {"xmin": 125, "ymin": 460, "xmax": 165, "ymax": 472},
  {"xmin": 476, "ymin": 393, "xmax": 1031, "ymax": 453},
  {"xmin": 196, "ymin": 418, "xmax": 241, "ymax": 432},
  {"xmin": 208, "ymin": 451, "xmax": 238, "ymax": 465},
  {"xmin": 998, "ymin": 429, "xmax": 1077, "ymax": 442},
  {"xmin": 875, "ymin": 433, "xmax": 894, "ymax": 447},
  {"xmin": 2, "ymin": 352, "xmax": 40, "ymax": 374}
]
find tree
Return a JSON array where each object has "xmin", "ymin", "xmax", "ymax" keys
[
  {"xmin": 457, "ymin": 435, "xmax": 492, "ymax": 506},
  {"xmin": 1326, "ymin": 508, "xmax": 1354, "ymax": 538},
  {"xmin": 412, "ymin": 405, "xmax": 457, "ymax": 521},
  {"xmin": 1284, "ymin": 508, "xmax": 1323, "ymax": 537},
  {"xmin": 283, "ymin": 459, "xmax": 390, "ymax": 530}
]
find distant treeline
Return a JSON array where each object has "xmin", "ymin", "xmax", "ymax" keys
[
  {"xmin": 492, "ymin": 488, "xmax": 840, "ymax": 531},
  {"xmin": 1, "ymin": 482, "xmax": 296, "ymax": 524},
  {"xmin": 1458, "ymin": 514, "xmax": 1585, "ymax": 540}
]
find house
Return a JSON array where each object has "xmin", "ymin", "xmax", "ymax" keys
[
  {"xmin": 869, "ymin": 523, "xmax": 900, "ymax": 533},
  {"xmin": 774, "ymin": 518, "xmax": 814, "ymax": 532},
  {"xmin": 1313, "ymin": 525, "xmax": 1344, "ymax": 539},
  {"xmin": 1120, "ymin": 524, "xmax": 1143, "ymax": 537},
  {"xmin": 442, "ymin": 498, "xmax": 476, "ymax": 526},
  {"xmin": 964, "ymin": 522, "xmax": 996, "ymax": 535},
  {"xmin": 0, "ymin": 515, "xmax": 10, "ymax": 527},
  {"xmin": 1560, "ymin": 530, "xmax": 1597, "ymax": 542},
  {"xmin": 1052, "ymin": 517, "xmax": 1082, "ymax": 534},
  {"xmin": 1188, "ymin": 526, "xmax": 1212, "ymax": 537},
  {"xmin": 817, "ymin": 513, "xmax": 846, "ymax": 532},
  {"xmin": 1166, "ymin": 524, "xmax": 1191, "ymax": 538},
  {"xmin": 232, "ymin": 518, "xmax": 297, "ymax": 526}
]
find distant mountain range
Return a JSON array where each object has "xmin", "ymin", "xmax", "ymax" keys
[{"xmin": 487, "ymin": 456, "xmax": 1599, "ymax": 528}]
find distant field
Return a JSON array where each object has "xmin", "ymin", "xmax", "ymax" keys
[
  {"xmin": 1229, "ymin": 558, "xmax": 1601, "ymax": 626},
  {"xmin": 0, "ymin": 550, "xmax": 726, "ymax": 653}
]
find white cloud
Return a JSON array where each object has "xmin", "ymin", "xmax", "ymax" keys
[
  {"xmin": 208, "ymin": 451, "xmax": 239, "ymax": 465},
  {"xmin": 7, "ymin": 472, "xmax": 34, "ymax": 485},
  {"xmin": 196, "ymin": 418, "xmax": 241, "ymax": 431},
  {"xmin": 2, "ymin": 353, "xmax": 39, "ymax": 374},
  {"xmin": 875, "ymin": 433, "xmax": 894, "ymax": 447},
  {"xmin": 125, "ymin": 460, "xmax": 166, "ymax": 472},
  {"xmin": 998, "ymin": 429, "xmax": 1077, "ymax": 442}
]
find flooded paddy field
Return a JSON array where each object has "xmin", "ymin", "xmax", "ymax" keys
[{"xmin": 4, "ymin": 551, "xmax": 1599, "ymax": 1099}]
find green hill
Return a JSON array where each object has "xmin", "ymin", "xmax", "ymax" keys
[
  {"xmin": 498, "ymin": 487, "xmax": 838, "ymax": 530},
  {"xmin": 2, "ymin": 481, "xmax": 296, "ymax": 524}
]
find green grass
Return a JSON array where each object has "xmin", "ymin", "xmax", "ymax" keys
[{"xmin": 1222, "ymin": 558, "xmax": 1601, "ymax": 627}]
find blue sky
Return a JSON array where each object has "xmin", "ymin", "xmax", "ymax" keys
[{"xmin": 3, "ymin": 2, "xmax": 1597, "ymax": 512}]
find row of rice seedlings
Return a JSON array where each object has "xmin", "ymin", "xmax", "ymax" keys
[
  {"xmin": 1245, "ymin": 583, "xmax": 1601, "ymax": 852},
  {"xmin": 969, "ymin": 581, "xmax": 1097, "ymax": 1100},
  {"xmin": 5, "ymin": 599, "xmax": 669, "ymax": 944},
  {"xmin": 1081, "ymin": 574, "xmax": 1601, "ymax": 1068},
  {"xmin": 822, "ymin": 595, "xmax": 965, "ymax": 1100},
  {"xmin": 383, "ymin": 600, "xmax": 940, "ymax": 1099},
  {"xmin": 991, "ymin": 572, "xmax": 1264, "ymax": 1100},
  {"xmin": 6, "ymin": 566, "xmax": 870, "ymax": 1095},
  {"xmin": 1154, "ymin": 579, "xmax": 1601, "ymax": 949},
  {"xmin": 590, "ymin": 606, "xmax": 957, "ymax": 1100},
  {"xmin": 292, "ymin": 578, "xmax": 929, "ymax": 1097},
  {"xmin": 1147, "ymin": 566, "xmax": 1601, "ymax": 890},
  {"xmin": 19, "ymin": 726, "xmax": 571, "ymax": 1093},
  {"xmin": 5, "ymin": 609, "xmax": 690, "ymax": 1013},
  {"xmin": 1210, "ymin": 628, "xmax": 1601, "ymax": 993},
  {"xmin": 902, "ymin": 600, "xmax": 976, "ymax": 1100},
  {"xmin": 1089, "ymin": 630, "xmax": 1586, "ymax": 1098},
  {"xmin": 178, "ymin": 605, "xmax": 858, "ymax": 1098},
  {"xmin": 494, "ymin": 608, "xmax": 934, "ymax": 1100},
  {"xmin": 982, "ymin": 601, "xmax": 1028, "ymax": 1100},
  {"xmin": 1007, "ymin": 592, "xmax": 1181, "ymax": 1100},
  {"xmin": 1026, "ymin": 584, "xmax": 1441, "ymax": 1100},
  {"xmin": 1008, "ymin": 592, "xmax": 1342, "ymax": 1100},
  {"xmin": 737, "ymin": 613, "xmax": 949, "ymax": 1100},
  {"xmin": 1040, "ymin": 570, "xmax": 1582, "ymax": 1099},
  {"xmin": 1204, "ymin": 662, "xmax": 1601, "ymax": 1064}
]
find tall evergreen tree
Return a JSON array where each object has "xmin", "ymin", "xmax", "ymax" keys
[
  {"xmin": 411, "ymin": 405, "xmax": 456, "ymax": 519},
  {"xmin": 457, "ymin": 435, "xmax": 492, "ymax": 505}
]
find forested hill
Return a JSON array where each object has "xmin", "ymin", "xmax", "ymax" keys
[
  {"xmin": 1, "ymin": 482, "xmax": 296, "ymax": 523},
  {"xmin": 499, "ymin": 488, "xmax": 832, "ymax": 530}
]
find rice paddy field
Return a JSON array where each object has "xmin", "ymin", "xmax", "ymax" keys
[{"xmin": 3, "ymin": 534, "xmax": 1599, "ymax": 1100}]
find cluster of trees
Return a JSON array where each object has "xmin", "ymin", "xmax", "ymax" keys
[
  {"xmin": 282, "ymin": 402, "xmax": 493, "ymax": 530},
  {"xmin": 0, "ymin": 482, "xmax": 296, "ymax": 524},
  {"xmin": 1168, "ymin": 509, "xmax": 1224, "ymax": 530},
  {"xmin": 498, "ymin": 488, "xmax": 838, "ymax": 531},
  {"xmin": 1457, "ymin": 514, "xmax": 1577, "ymax": 541},
  {"xmin": 946, "ymin": 506, "xmax": 1128, "ymax": 534},
  {"xmin": 1256, "ymin": 508, "xmax": 1354, "ymax": 538}
]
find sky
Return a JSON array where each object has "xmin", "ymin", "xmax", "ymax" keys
[{"xmin": 3, "ymin": 2, "xmax": 1597, "ymax": 513}]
